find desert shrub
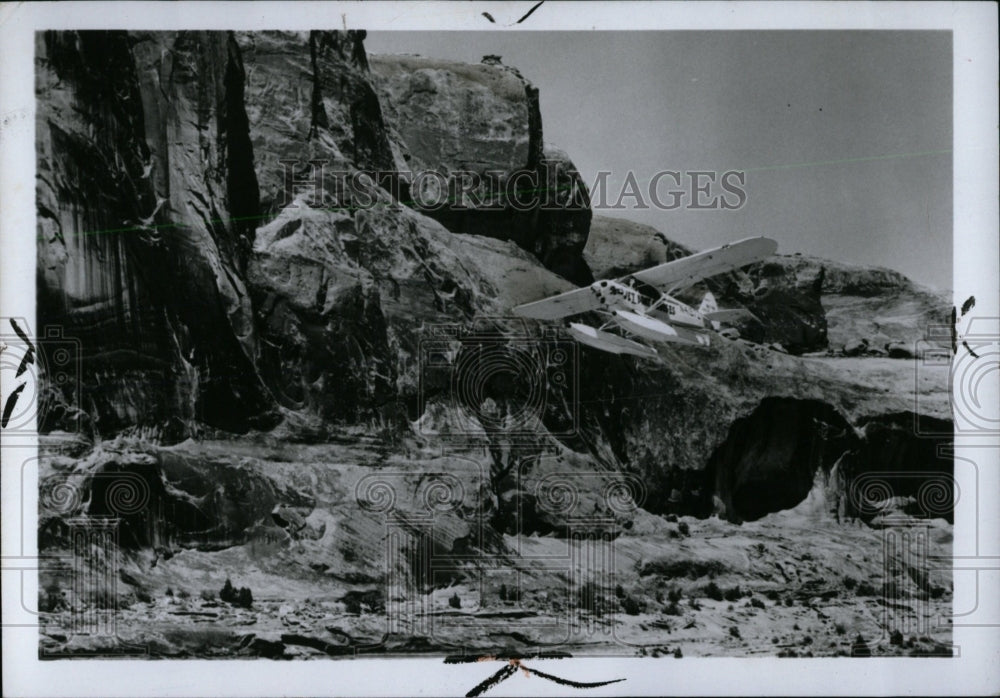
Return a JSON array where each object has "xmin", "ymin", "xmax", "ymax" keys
[
  {"xmin": 855, "ymin": 581, "xmax": 877, "ymax": 596},
  {"xmin": 771, "ymin": 637, "xmax": 779, "ymax": 644},
  {"xmin": 200, "ymin": 589, "xmax": 215, "ymax": 602},
  {"xmin": 165, "ymin": 587, "xmax": 174, "ymax": 597},
  {"xmin": 723, "ymin": 585, "xmax": 742, "ymax": 602},
  {"xmin": 784, "ymin": 596, "xmax": 795, "ymax": 607},
  {"xmin": 673, "ymin": 647, "xmax": 683, "ymax": 658},
  {"xmin": 664, "ymin": 601, "xmax": 683, "ymax": 616},
  {"xmin": 777, "ymin": 649, "xmax": 798, "ymax": 658},
  {"xmin": 801, "ymin": 636, "xmax": 813, "ymax": 646},
  {"xmin": 929, "ymin": 585, "xmax": 946, "ymax": 599},
  {"xmin": 703, "ymin": 582, "xmax": 724, "ymax": 601},
  {"xmin": 449, "ymin": 593, "xmax": 461, "ymax": 609},
  {"xmin": 843, "ymin": 576, "xmax": 857, "ymax": 590},
  {"xmin": 640, "ymin": 559, "xmax": 726, "ymax": 579},
  {"xmin": 908, "ymin": 643, "xmax": 951, "ymax": 657},
  {"xmin": 667, "ymin": 587, "xmax": 683, "ymax": 604},
  {"xmin": 577, "ymin": 582, "xmax": 604, "ymax": 616},
  {"xmin": 750, "ymin": 597, "xmax": 766, "ymax": 609},
  {"xmin": 620, "ymin": 594, "xmax": 644, "ymax": 615},
  {"xmin": 889, "ymin": 629, "xmax": 904, "ymax": 646},
  {"xmin": 882, "ymin": 580, "xmax": 903, "ymax": 599},
  {"xmin": 765, "ymin": 589, "xmax": 781, "ymax": 601},
  {"xmin": 177, "ymin": 589, "xmax": 191, "ymax": 600},
  {"xmin": 851, "ymin": 634, "xmax": 872, "ymax": 657},
  {"xmin": 793, "ymin": 623, "xmax": 800, "ymax": 630},
  {"xmin": 40, "ymin": 581, "xmax": 66, "ymax": 613},
  {"xmin": 729, "ymin": 626, "xmax": 741, "ymax": 639},
  {"xmin": 341, "ymin": 589, "xmax": 384, "ymax": 614},
  {"xmin": 678, "ymin": 521, "xmax": 690, "ymax": 536},
  {"xmin": 835, "ymin": 623, "xmax": 847, "ymax": 635},
  {"xmin": 135, "ymin": 588, "xmax": 153, "ymax": 603},
  {"xmin": 688, "ymin": 597, "xmax": 702, "ymax": 610},
  {"xmin": 614, "ymin": 584, "xmax": 626, "ymax": 599},
  {"xmin": 237, "ymin": 587, "xmax": 253, "ymax": 609},
  {"xmin": 499, "ymin": 584, "xmax": 508, "ymax": 602},
  {"xmin": 220, "ymin": 578, "xmax": 254, "ymax": 609}
]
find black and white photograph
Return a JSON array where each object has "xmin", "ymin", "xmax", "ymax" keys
[{"xmin": 2, "ymin": 2, "xmax": 998, "ymax": 696}]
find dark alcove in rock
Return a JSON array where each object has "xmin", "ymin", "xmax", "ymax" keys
[{"xmin": 705, "ymin": 397, "xmax": 855, "ymax": 522}]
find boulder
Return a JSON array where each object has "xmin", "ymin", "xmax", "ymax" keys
[
  {"xmin": 885, "ymin": 341, "xmax": 917, "ymax": 359},
  {"xmin": 843, "ymin": 338, "xmax": 869, "ymax": 357},
  {"xmin": 584, "ymin": 215, "xmax": 674, "ymax": 280},
  {"xmin": 247, "ymin": 198, "xmax": 507, "ymax": 422}
]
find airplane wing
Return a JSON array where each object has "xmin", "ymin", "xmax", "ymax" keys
[
  {"xmin": 567, "ymin": 322, "xmax": 659, "ymax": 359},
  {"xmin": 628, "ymin": 236, "xmax": 777, "ymax": 291},
  {"xmin": 703, "ymin": 308, "xmax": 755, "ymax": 324},
  {"xmin": 512, "ymin": 286, "xmax": 601, "ymax": 320}
]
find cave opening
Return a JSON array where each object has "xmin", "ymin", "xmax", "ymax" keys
[{"xmin": 705, "ymin": 397, "xmax": 855, "ymax": 522}]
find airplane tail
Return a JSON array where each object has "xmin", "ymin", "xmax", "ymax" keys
[{"xmin": 698, "ymin": 291, "xmax": 718, "ymax": 316}]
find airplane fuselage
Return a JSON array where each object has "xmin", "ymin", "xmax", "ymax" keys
[
  {"xmin": 588, "ymin": 279, "xmax": 706, "ymax": 328},
  {"xmin": 586, "ymin": 279, "xmax": 712, "ymax": 347}
]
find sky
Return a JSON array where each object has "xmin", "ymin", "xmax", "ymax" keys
[{"xmin": 365, "ymin": 31, "xmax": 952, "ymax": 290}]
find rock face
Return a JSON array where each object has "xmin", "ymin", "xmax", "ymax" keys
[
  {"xmin": 35, "ymin": 31, "xmax": 954, "ymax": 658},
  {"xmin": 235, "ymin": 31, "xmax": 396, "ymax": 213},
  {"xmin": 371, "ymin": 54, "xmax": 535, "ymax": 175},
  {"xmin": 36, "ymin": 31, "xmax": 590, "ymax": 435},
  {"xmin": 371, "ymin": 54, "xmax": 593, "ymax": 284},
  {"xmin": 806, "ymin": 257, "xmax": 951, "ymax": 351},
  {"xmin": 36, "ymin": 31, "xmax": 275, "ymax": 435},
  {"xmin": 247, "ymin": 198, "xmax": 512, "ymax": 424}
]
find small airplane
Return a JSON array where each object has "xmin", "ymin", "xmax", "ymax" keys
[{"xmin": 513, "ymin": 236, "xmax": 778, "ymax": 359}]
